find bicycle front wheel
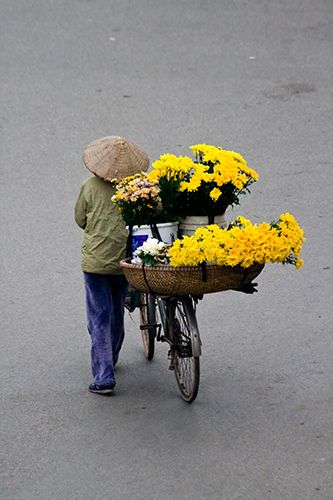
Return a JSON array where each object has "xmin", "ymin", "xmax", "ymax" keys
[
  {"xmin": 171, "ymin": 297, "xmax": 201, "ymax": 403},
  {"xmin": 139, "ymin": 293, "xmax": 156, "ymax": 360}
]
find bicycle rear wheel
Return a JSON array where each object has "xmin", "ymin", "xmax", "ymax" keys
[
  {"xmin": 139, "ymin": 293, "xmax": 156, "ymax": 360},
  {"xmin": 171, "ymin": 297, "xmax": 200, "ymax": 403}
]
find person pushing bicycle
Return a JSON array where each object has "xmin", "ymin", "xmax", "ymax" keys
[{"xmin": 75, "ymin": 136, "xmax": 149, "ymax": 395}]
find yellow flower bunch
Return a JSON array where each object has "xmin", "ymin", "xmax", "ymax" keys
[
  {"xmin": 148, "ymin": 154, "xmax": 194, "ymax": 182},
  {"xmin": 168, "ymin": 213, "xmax": 304, "ymax": 269},
  {"xmin": 183, "ymin": 144, "xmax": 259, "ymax": 200},
  {"xmin": 147, "ymin": 144, "xmax": 259, "ymax": 219}
]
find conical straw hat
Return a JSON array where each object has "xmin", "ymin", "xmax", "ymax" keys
[{"xmin": 83, "ymin": 136, "xmax": 149, "ymax": 181}]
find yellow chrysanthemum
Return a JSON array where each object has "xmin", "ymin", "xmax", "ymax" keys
[
  {"xmin": 209, "ymin": 187, "xmax": 222, "ymax": 201},
  {"xmin": 169, "ymin": 215, "xmax": 304, "ymax": 269},
  {"xmin": 149, "ymin": 154, "xmax": 194, "ymax": 182}
]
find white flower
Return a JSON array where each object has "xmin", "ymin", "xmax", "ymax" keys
[
  {"xmin": 134, "ymin": 238, "xmax": 166, "ymax": 257},
  {"xmin": 132, "ymin": 237, "xmax": 170, "ymax": 265}
]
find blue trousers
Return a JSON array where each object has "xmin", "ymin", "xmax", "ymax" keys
[{"xmin": 83, "ymin": 272, "xmax": 128, "ymax": 386}]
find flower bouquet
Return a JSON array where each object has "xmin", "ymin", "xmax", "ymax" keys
[
  {"xmin": 148, "ymin": 143, "xmax": 259, "ymax": 223},
  {"xmin": 111, "ymin": 172, "xmax": 160, "ymax": 227},
  {"xmin": 169, "ymin": 212, "xmax": 304, "ymax": 269},
  {"xmin": 132, "ymin": 238, "xmax": 170, "ymax": 266},
  {"xmin": 120, "ymin": 213, "xmax": 305, "ymax": 295},
  {"xmin": 112, "ymin": 172, "xmax": 179, "ymax": 252}
]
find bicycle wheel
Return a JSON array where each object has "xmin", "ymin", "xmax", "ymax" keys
[
  {"xmin": 171, "ymin": 296, "xmax": 200, "ymax": 403},
  {"xmin": 139, "ymin": 293, "xmax": 156, "ymax": 360}
]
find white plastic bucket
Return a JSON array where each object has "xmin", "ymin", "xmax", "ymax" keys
[
  {"xmin": 131, "ymin": 222, "xmax": 179, "ymax": 252},
  {"xmin": 179, "ymin": 214, "xmax": 227, "ymax": 237}
]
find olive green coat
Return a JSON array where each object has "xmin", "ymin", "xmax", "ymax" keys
[{"xmin": 75, "ymin": 177, "xmax": 128, "ymax": 274}]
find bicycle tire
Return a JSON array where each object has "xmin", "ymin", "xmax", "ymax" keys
[
  {"xmin": 170, "ymin": 296, "xmax": 200, "ymax": 403},
  {"xmin": 139, "ymin": 293, "xmax": 156, "ymax": 360}
]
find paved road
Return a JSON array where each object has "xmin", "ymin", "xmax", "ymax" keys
[{"xmin": 1, "ymin": 0, "xmax": 333, "ymax": 499}]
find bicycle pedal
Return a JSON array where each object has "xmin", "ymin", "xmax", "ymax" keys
[
  {"xmin": 156, "ymin": 324, "xmax": 162, "ymax": 341},
  {"xmin": 167, "ymin": 350, "xmax": 175, "ymax": 370},
  {"xmin": 168, "ymin": 359, "xmax": 175, "ymax": 371}
]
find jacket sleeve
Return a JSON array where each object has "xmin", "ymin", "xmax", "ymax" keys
[{"xmin": 75, "ymin": 184, "xmax": 88, "ymax": 229}]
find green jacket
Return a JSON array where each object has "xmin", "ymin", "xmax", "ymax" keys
[{"xmin": 75, "ymin": 176, "xmax": 128, "ymax": 274}]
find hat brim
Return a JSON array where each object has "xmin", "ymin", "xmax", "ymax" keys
[{"xmin": 83, "ymin": 136, "xmax": 149, "ymax": 181}]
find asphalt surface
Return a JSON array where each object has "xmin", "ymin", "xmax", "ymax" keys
[{"xmin": 1, "ymin": 0, "xmax": 333, "ymax": 499}]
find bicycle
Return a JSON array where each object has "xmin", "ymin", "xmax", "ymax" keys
[
  {"xmin": 138, "ymin": 292, "xmax": 202, "ymax": 403},
  {"xmin": 123, "ymin": 258, "xmax": 261, "ymax": 404}
]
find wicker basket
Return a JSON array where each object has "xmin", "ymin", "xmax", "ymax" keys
[{"xmin": 120, "ymin": 259, "xmax": 264, "ymax": 296}]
